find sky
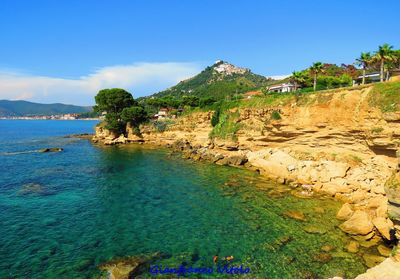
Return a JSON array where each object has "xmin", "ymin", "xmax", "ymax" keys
[{"xmin": 0, "ymin": 0, "xmax": 399, "ymax": 105}]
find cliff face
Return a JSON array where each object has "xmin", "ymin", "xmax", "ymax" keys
[{"xmin": 143, "ymin": 86, "xmax": 399, "ymax": 160}]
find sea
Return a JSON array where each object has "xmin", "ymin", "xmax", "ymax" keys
[{"xmin": 0, "ymin": 120, "xmax": 368, "ymax": 278}]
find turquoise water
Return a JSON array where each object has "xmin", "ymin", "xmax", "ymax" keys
[{"xmin": 0, "ymin": 120, "xmax": 369, "ymax": 278}]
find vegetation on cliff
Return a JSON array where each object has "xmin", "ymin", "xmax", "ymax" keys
[
  {"xmin": 369, "ymin": 82, "xmax": 400, "ymax": 112},
  {"xmin": 94, "ymin": 88, "xmax": 147, "ymax": 134}
]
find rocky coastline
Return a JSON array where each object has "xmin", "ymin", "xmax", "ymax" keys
[{"xmin": 90, "ymin": 88, "xmax": 400, "ymax": 278}]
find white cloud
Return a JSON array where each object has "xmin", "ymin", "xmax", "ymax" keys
[
  {"xmin": 0, "ymin": 62, "xmax": 202, "ymax": 105},
  {"xmin": 268, "ymin": 74, "xmax": 290, "ymax": 80}
]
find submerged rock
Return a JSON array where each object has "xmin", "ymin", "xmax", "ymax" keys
[
  {"xmin": 304, "ymin": 226, "xmax": 327, "ymax": 235},
  {"xmin": 98, "ymin": 252, "xmax": 165, "ymax": 279},
  {"xmin": 283, "ymin": 210, "xmax": 306, "ymax": 221},
  {"xmin": 264, "ymin": 236, "xmax": 293, "ymax": 252},
  {"xmin": 18, "ymin": 183, "xmax": 44, "ymax": 195},
  {"xmin": 321, "ymin": 245, "xmax": 335, "ymax": 252},
  {"xmin": 346, "ymin": 241, "xmax": 360, "ymax": 253},
  {"xmin": 314, "ymin": 207, "xmax": 325, "ymax": 214},
  {"xmin": 362, "ymin": 254, "xmax": 386, "ymax": 268},
  {"xmin": 313, "ymin": 253, "xmax": 332, "ymax": 263}
]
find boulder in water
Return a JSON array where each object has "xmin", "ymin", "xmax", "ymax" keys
[{"xmin": 39, "ymin": 148, "xmax": 63, "ymax": 153}]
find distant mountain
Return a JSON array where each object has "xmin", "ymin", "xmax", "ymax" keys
[
  {"xmin": 150, "ymin": 60, "xmax": 275, "ymax": 100},
  {"xmin": 0, "ymin": 100, "xmax": 92, "ymax": 116}
]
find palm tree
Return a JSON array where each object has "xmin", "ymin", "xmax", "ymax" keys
[
  {"xmin": 355, "ymin": 52, "xmax": 372, "ymax": 85},
  {"xmin": 309, "ymin": 62, "xmax": 324, "ymax": 91},
  {"xmin": 374, "ymin": 44, "xmax": 395, "ymax": 82},
  {"xmin": 290, "ymin": 71, "xmax": 306, "ymax": 91}
]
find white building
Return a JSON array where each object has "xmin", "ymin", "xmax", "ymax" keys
[{"xmin": 268, "ymin": 83, "xmax": 297, "ymax": 93}]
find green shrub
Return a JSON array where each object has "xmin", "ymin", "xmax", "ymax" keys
[
  {"xmin": 271, "ymin": 110, "xmax": 282, "ymax": 120},
  {"xmin": 211, "ymin": 105, "xmax": 221, "ymax": 127},
  {"xmin": 370, "ymin": 82, "xmax": 400, "ymax": 112},
  {"xmin": 153, "ymin": 120, "xmax": 175, "ymax": 132},
  {"xmin": 209, "ymin": 111, "xmax": 240, "ymax": 140},
  {"xmin": 371, "ymin": 127, "xmax": 384, "ymax": 134}
]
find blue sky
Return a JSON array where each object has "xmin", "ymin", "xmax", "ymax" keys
[{"xmin": 0, "ymin": 0, "xmax": 399, "ymax": 105}]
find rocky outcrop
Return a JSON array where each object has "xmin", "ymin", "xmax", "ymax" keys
[
  {"xmin": 92, "ymin": 122, "xmax": 144, "ymax": 145},
  {"xmin": 92, "ymin": 125, "xmax": 119, "ymax": 144}
]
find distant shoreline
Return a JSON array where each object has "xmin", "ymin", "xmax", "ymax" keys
[{"xmin": 0, "ymin": 118, "xmax": 99, "ymax": 121}]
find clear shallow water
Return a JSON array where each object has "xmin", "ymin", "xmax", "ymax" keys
[{"xmin": 0, "ymin": 120, "xmax": 368, "ymax": 278}]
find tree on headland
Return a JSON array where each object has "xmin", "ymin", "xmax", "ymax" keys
[
  {"xmin": 309, "ymin": 62, "xmax": 324, "ymax": 91},
  {"xmin": 94, "ymin": 88, "xmax": 147, "ymax": 134},
  {"xmin": 373, "ymin": 44, "xmax": 395, "ymax": 82},
  {"xmin": 355, "ymin": 52, "xmax": 372, "ymax": 85},
  {"xmin": 121, "ymin": 106, "xmax": 147, "ymax": 127},
  {"xmin": 94, "ymin": 88, "xmax": 136, "ymax": 114}
]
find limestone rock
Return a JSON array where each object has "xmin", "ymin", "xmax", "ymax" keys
[
  {"xmin": 377, "ymin": 245, "xmax": 392, "ymax": 257},
  {"xmin": 319, "ymin": 161, "xmax": 350, "ymax": 182},
  {"xmin": 114, "ymin": 135, "xmax": 128, "ymax": 144},
  {"xmin": 372, "ymin": 217, "xmax": 393, "ymax": 240},
  {"xmin": 355, "ymin": 258, "xmax": 400, "ymax": 279},
  {"xmin": 339, "ymin": 210, "xmax": 374, "ymax": 235},
  {"xmin": 321, "ymin": 182, "xmax": 352, "ymax": 196},
  {"xmin": 252, "ymin": 159, "xmax": 289, "ymax": 179},
  {"xmin": 336, "ymin": 203, "xmax": 354, "ymax": 221},
  {"xmin": 268, "ymin": 150, "xmax": 298, "ymax": 166},
  {"xmin": 217, "ymin": 154, "xmax": 248, "ymax": 166}
]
